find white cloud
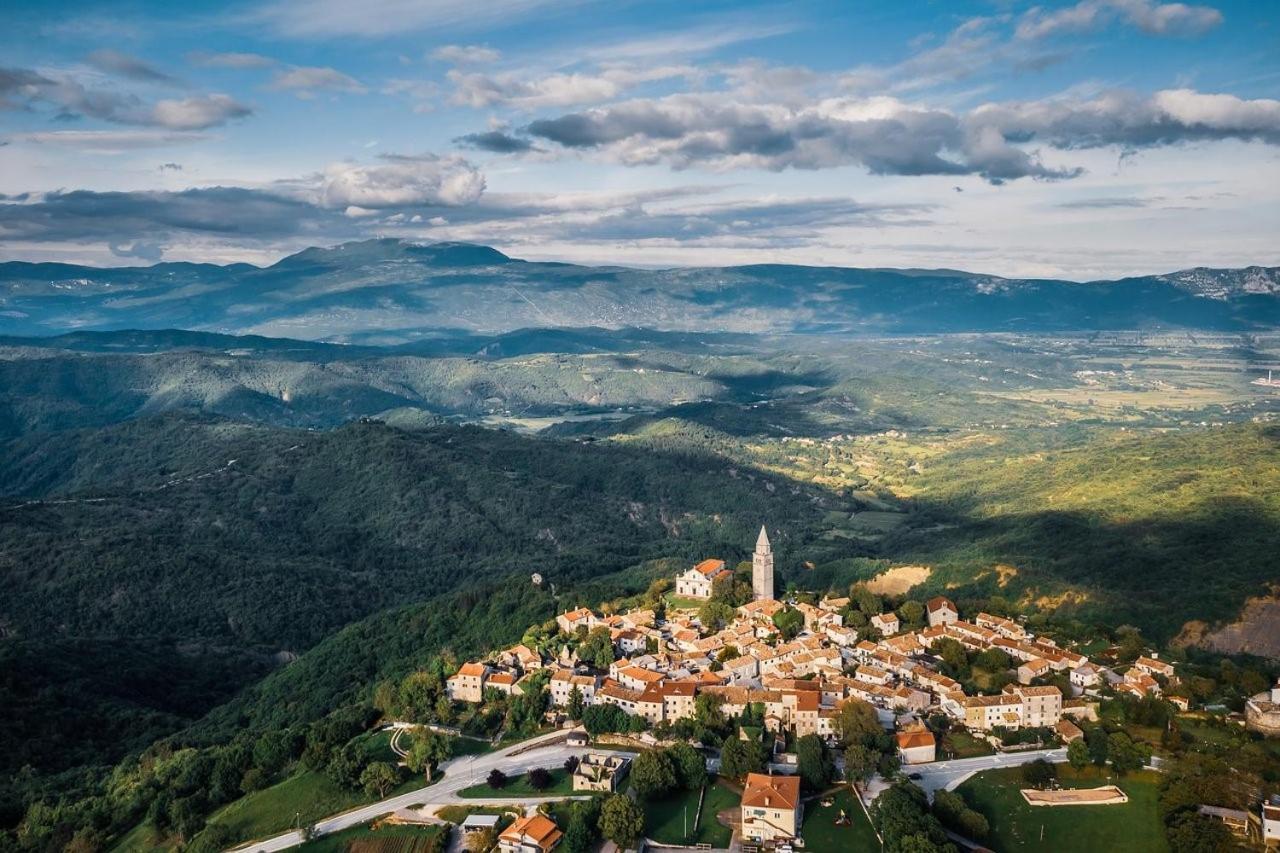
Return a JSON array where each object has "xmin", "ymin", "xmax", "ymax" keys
[
  {"xmin": 1017, "ymin": 0, "xmax": 1223, "ymax": 40},
  {"xmin": 430, "ymin": 44, "xmax": 501, "ymax": 64},
  {"xmin": 189, "ymin": 51, "xmax": 277, "ymax": 69},
  {"xmin": 254, "ymin": 0, "xmax": 585, "ymax": 38},
  {"xmin": 447, "ymin": 65, "xmax": 694, "ymax": 110},
  {"xmin": 4, "ymin": 130, "xmax": 211, "ymax": 153},
  {"xmin": 317, "ymin": 154, "xmax": 485, "ymax": 208},
  {"xmin": 148, "ymin": 94, "xmax": 253, "ymax": 130},
  {"xmin": 270, "ymin": 66, "xmax": 366, "ymax": 96}
]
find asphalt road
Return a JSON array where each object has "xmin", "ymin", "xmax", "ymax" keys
[
  {"xmin": 232, "ymin": 730, "xmax": 634, "ymax": 852},
  {"xmin": 905, "ymin": 747, "xmax": 1068, "ymax": 795}
]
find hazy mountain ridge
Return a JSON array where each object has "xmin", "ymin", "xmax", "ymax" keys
[{"xmin": 2, "ymin": 239, "xmax": 1276, "ymax": 340}]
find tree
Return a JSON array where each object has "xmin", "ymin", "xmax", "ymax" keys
[
  {"xmin": 719, "ymin": 736, "xmax": 765, "ymax": 780},
  {"xmin": 567, "ymin": 685, "xmax": 585, "ymax": 721},
  {"xmin": 240, "ymin": 767, "xmax": 268, "ymax": 794},
  {"xmin": 849, "ymin": 584, "xmax": 882, "ymax": 617},
  {"xmin": 599, "ymin": 794, "xmax": 645, "ymax": 848},
  {"xmin": 631, "ymin": 748, "xmax": 677, "ymax": 798},
  {"xmin": 897, "ymin": 600, "xmax": 925, "ymax": 630},
  {"xmin": 582, "ymin": 704, "xmax": 630, "ymax": 735},
  {"xmin": 325, "ymin": 742, "xmax": 368, "ymax": 790},
  {"xmin": 1021, "ymin": 758, "xmax": 1055, "ymax": 788},
  {"xmin": 487, "ymin": 768, "xmax": 508, "ymax": 789},
  {"xmin": 406, "ymin": 730, "xmax": 454, "ymax": 782},
  {"xmin": 1108, "ymin": 732, "xmax": 1150, "ymax": 775},
  {"xmin": 772, "ymin": 607, "xmax": 804, "ymax": 640},
  {"xmin": 693, "ymin": 693, "xmax": 726, "ymax": 732},
  {"xmin": 1087, "ymin": 726, "xmax": 1109, "ymax": 767},
  {"xmin": 1067, "ymin": 738, "xmax": 1090, "ymax": 772},
  {"xmin": 796, "ymin": 734, "xmax": 833, "ymax": 790},
  {"xmin": 579, "ymin": 627, "xmax": 616, "ymax": 670},
  {"xmin": 699, "ymin": 600, "xmax": 735, "ymax": 631},
  {"xmin": 360, "ymin": 762, "xmax": 402, "ymax": 798},
  {"xmin": 668, "ymin": 743, "xmax": 707, "ymax": 790},
  {"xmin": 528, "ymin": 767, "xmax": 553, "ymax": 791},
  {"xmin": 561, "ymin": 812, "xmax": 594, "ymax": 853},
  {"xmin": 844, "ymin": 743, "xmax": 879, "ymax": 784},
  {"xmin": 836, "ymin": 698, "xmax": 882, "ymax": 747},
  {"xmin": 1165, "ymin": 811, "xmax": 1232, "ymax": 853}
]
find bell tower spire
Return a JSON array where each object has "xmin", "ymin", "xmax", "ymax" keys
[{"xmin": 752, "ymin": 525, "xmax": 774, "ymax": 601}]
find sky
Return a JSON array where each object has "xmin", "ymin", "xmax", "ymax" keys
[{"xmin": 0, "ymin": 0, "xmax": 1278, "ymax": 279}]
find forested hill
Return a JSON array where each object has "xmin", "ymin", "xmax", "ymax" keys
[
  {"xmin": 0, "ymin": 413, "xmax": 851, "ymax": 780},
  {"xmin": 1, "ymin": 238, "xmax": 1277, "ymax": 339}
]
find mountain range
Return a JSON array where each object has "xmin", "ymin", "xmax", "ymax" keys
[{"xmin": 2, "ymin": 239, "xmax": 1277, "ymax": 341}]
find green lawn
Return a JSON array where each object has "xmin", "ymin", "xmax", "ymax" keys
[
  {"xmin": 198, "ymin": 770, "xmax": 371, "ymax": 846},
  {"xmin": 800, "ymin": 787, "xmax": 880, "ymax": 852},
  {"xmin": 109, "ymin": 821, "xmax": 176, "ymax": 853},
  {"xmin": 643, "ymin": 779, "xmax": 739, "ymax": 847},
  {"xmin": 945, "ymin": 731, "xmax": 995, "ymax": 759},
  {"xmin": 458, "ymin": 767, "xmax": 574, "ymax": 798},
  {"xmin": 298, "ymin": 821, "xmax": 445, "ymax": 852},
  {"xmin": 957, "ymin": 766, "xmax": 1167, "ymax": 852},
  {"xmin": 355, "ymin": 728, "xmax": 406, "ymax": 763},
  {"xmin": 451, "ymin": 736, "xmax": 494, "ymax": 757},
  {"xmin": 664, "ymin": 593, "xmax": 707, "ymax": 611}
]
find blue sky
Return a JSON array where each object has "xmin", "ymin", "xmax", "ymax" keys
[{"xmin": 1, "ymin": 0, "xmax": 1277, "ymax": 277}]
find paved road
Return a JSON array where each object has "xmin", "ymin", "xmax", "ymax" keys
[
  {"xmin": 907, "ymin": 747, "xmax": 1068, "ymax": 795},
  {"xmin": 233, "ymin": 730, "xmax": 634, "ymax": 853}
]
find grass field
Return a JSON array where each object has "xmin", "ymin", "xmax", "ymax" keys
[
  {"xmin": 297, "ymin": 821, "xmax": 445, "ymax": 852},
  {"xmin": 450, "ymin": 736, "xmax": 493, "ymax": 757},
  {"xmin": 200, "ymin": 770, "xmax": 371, "ymax": 844},
  {"xmin": 355, "ymin": 729, "xmax": 405, "ymax": 763},
  {"xmin": 799, "ymin": 787, "xmax": 880, "ymax": 852},
  {"xmin": 945, "ymin": 731, "xmax": 995, "ymax": 759},
  {"xmin": 957, "ymin": 766, "xmax": 1167, "ymax": 852},
  {"xmin": 642, "ymin": 779, "xmax": 739, "ymax": 847},
  {"xmin": 458, "ymin": 767, "xmax": 573, "ymax": 799},
  {"xmin": 664, "ymin": 593, "xmax": 707, "ymax": 611}
]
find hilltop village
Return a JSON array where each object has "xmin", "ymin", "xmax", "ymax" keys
[{"xmin": 448, "ymin": 528, "xmax": 1177, "ymax": 749}]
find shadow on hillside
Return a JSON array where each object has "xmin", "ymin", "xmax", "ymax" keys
[{"xmin": 888, "ymin": 493, "xmax": 1280, "ymax": 640}]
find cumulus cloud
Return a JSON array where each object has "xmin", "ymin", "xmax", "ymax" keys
[
  {"xmin": 0, "ymin": 65, "xmax": 252, "ymax": 129},
  {"xmin": 430, "ymin": 44, "xmax": 501, "ymax": 64},
  {"xmin": 270, "ymin": 65, "xmax": 366, "ymax": 96},
  {"xmin": 1017, "ymin": 0, "xmax": 1223, "ymax": 40},
  {"xmin": 86, "ymin": 50, "xmax": 181, "ymax": 85},
  {"xmin": 315, "ymin": 153, "xmax": 485, "ymax": 208},
  {"xmin": 446, "ymin": 64, "xmax": 692, "ymax": 110},
  {"xmin": 148, "ymin": 94, "xmax": 253, "ymax": 130},
  {"xmin": 516, "ymin": 87, "xmax": 1280, "ymax": 182}
]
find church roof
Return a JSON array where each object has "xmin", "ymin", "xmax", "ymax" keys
[{"xmin": 757, "ymin": 525, "xmax": 770, "ymax": 549}]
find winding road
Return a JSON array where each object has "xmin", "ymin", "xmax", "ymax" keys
[{"xmin": 231, "ymin": 730, "xmax": 633, "ymax": 852}]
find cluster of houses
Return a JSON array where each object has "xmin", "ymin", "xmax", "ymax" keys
[{"xmin": 446, "ymin": 530, "xmax": 1181, "ymax": 788}]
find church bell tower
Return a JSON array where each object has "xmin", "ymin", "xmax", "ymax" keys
[{"xmin": 752, "ymin": 525, "xmax": 774, "ymax": 601}]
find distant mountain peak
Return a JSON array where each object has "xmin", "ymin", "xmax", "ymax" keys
[
  {"xmin": 1155, "ymin": 266, "xmax": 1280, "ymax": 300},
  {"xmin": 272, "ymin": 238, "xmax": 511, "ymax": 269}
]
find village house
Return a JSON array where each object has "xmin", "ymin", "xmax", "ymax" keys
[
  {"xmin": 870, "ymin": 612, "xmax": 900, "ymax": 636},
  {"xmin": 675, "ymin": 558, "xmax": 733, "ymax": 599},
  {"xmin": 1262, "ymin": 796, "xmax": 1280, "ymax": 847},
  {"xmin": 1017, "ymin": 658, "xmax": 1052, "ymax": 684},
  {"xmin": 1004, "ymin": 684, "xmax": 1063, "ymax": 727},
  {"xmin": 1071, "ymin": 663, "xmax": 1101, "ymax": 691},
  {"xmin": 926, "ymin": 596, "xmax": 959, "ymax": 627},
  {"xmin": 572, "ymin": 753, "xmax": 631, "ymax": 792},
  {"xmin": 499, "ymin": 815, "xmax": 563, "ymax": 853},
  {"xmin": 740, "ymin": 773, "xmax": 803, "ymax": 844},
  {"xmin": 446, "ymin": 662, "xmax": 489, "ymax": 703},
  {"xmin": 549, "ymin": 670, "xmax": 599, "ymax": 707},
  {"xmin": 975, "ymin": 612, "xmax": 1027, "ymax": 640},
  {"xmin": 556, "ymin": 607, "xmax": 596, "ymax": 634},
  {"xmin": 897, "ymin": 728, "xmax": 937, "ymax": 764},
  {"xmin": 1133, "ymin": 655, "xmax": 1175, "ymax": 680}
]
